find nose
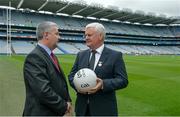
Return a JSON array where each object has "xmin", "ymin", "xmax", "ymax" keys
[
  {"xmin": 85, "ymin": 35, "xmax": 90, "ymax": 40},
  {"xmin": 85, "ymin": 37, "xmax": 89, "ymax": 41},
  {"xmin": 83, "ymin": 35, "xmax": 87, "ymax": 40}
]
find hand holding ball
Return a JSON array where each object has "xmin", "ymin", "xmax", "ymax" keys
[{"xmin": 73, "ymin": 68, "xmax": 97, "ymax": 92}]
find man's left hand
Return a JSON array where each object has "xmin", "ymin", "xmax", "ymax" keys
[{"xmin": 88, "ymin": 77, "xmax": 103, "ymax": 94}]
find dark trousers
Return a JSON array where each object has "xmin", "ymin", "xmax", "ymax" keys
[{"xmin": 85, "ymin": 104, "xmax": 91, "ymax": 116}]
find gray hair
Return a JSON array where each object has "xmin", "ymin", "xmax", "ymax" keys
[
  {"xmin": 36, "ymin": 21, "xmax": 58, "ymax": 41},
  {"xmin": 85, "ymin": 22, "xmax": 106, "ymax": 39}
]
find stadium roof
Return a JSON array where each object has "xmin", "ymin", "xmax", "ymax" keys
[{"xmin": 0, "ymin": 0, "xmax": 179, "ymax": 25}]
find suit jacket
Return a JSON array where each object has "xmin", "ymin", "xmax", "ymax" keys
[
  {"xmin": 68, "ymin": 46, "xmax": 128, "ymax": 116},
  {"xmin": 23, "ymin": 45, "xmax": 71, "ymax": 116}
]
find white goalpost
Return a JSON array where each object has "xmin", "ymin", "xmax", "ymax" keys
[{"xmin": 6, "ymin": 1, "xmax": 11, "ymax": 56}]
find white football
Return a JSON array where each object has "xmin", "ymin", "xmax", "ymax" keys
[{"xmin": 73, "ymin": 68, "xmax": 97, "ymax": 92}]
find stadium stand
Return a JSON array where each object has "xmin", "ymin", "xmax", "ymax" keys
[
  {"xmin": 0, "ymin": 0, "xmax": 180, "ymax": 55},
  {"xmin": 0, "ymin": 39, "xmax": 8, "ymax": 54},
  {"xmin": 11, "ymin": 41, "xmax": 35, "ymax": 54}
]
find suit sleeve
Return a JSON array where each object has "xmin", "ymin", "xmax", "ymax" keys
[
  {"xmin": 68, "ymin": 52, "xmax": 79, "ymax": 91},
  {"xmin": 102, "ymin": 52, "xmax": 128, "ymax": 92},
  {"xmin": 24, "ymin": 53, "xmax": 67, "ymax": 115}
]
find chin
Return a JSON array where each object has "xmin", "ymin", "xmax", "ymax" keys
[
  {"xmin": 86, "ymin": 44, "xmax": 91, "ymax": 48},
  {"xmin": 52, "ymin": 44, "xmax": 57, "ymax": 50},
  {"xmin": 55, "ymin": 42, "xmax": 58, "ymax": 47},
  {"xmin": 86, "ymin": 42, "xmax": 90, "ymax": 46}
]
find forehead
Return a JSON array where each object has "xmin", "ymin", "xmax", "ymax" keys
[
  {"xmin": 51, "ymin": 25, "xmax": 59, "ymax": 31},
  {"xmin": 85, "ymin": 27, "xmax": 96, "ymax": 33}
]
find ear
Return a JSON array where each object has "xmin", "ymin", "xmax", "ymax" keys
[
  {"xmin": 99, "ymin": 33, "xmax": 103, "ymax": 40},
  {"xmin": 43, "ymin": 32, "xmax": 48, "ymax": 39}
]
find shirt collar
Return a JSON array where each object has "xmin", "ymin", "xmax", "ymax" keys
[
  {"xmin": 38, "ymin": 42, "xmax": 52, "ymax": 56},
  {"xmin": 95, "ymin": 44, "xmax": 104, "ymax": 55}
]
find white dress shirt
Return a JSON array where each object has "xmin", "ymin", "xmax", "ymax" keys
[{"xmin": 89, "ymin": 44, "xmax": 104, "ymax": 71}]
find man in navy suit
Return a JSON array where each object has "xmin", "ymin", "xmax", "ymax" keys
[
  {"xmin": 23, "ymin": 21, "xmax": 72, "ymax": 116},
  {"xmin": 68, "ymin": 22, "xmax": 128, "ymax": 116}
]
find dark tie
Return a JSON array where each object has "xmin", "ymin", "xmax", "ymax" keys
[
  {"xmin": 50, "ymin": 52, "xmax": 60, "ymax": 71},
  {"xmin": 89, "ymin": 50, "xmax": 96, "ymax": 70}
]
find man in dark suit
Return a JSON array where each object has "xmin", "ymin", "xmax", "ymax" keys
[
  {"xmin": 68, "ymin": 22, "xmax": 128, "ymax": 116},
  {"xmin": 23, "ymin": 21, "xmax": 72, "ymax": 116}
]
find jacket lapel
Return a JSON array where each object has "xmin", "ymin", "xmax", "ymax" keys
[
  {"xmin": 37, "ymin": 45, "xmax": 62, "ymax": 74},
  {"xmin": 94, "ymin": 47, "xmax": 109, "ymax": 74},
  {"xmin": 84, "ymin": 49, "xmax": 91, "ymax": 68}
]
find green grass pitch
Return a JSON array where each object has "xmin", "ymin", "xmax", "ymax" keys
[{"xmin": 0, "ymin": 54, "xmax": 180, "ymax": 116}]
